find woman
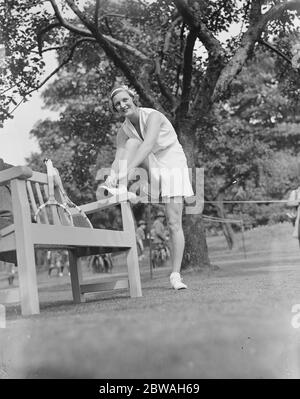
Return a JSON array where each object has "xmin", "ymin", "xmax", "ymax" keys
[{"xmin": 105, "ymin": 85, "xmax": 193, "ymax": 290}]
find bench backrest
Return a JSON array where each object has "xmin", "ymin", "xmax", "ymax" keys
[
  {"xmin": 0, "ymin": 161, "xmax": 94, "ymax": 232},
  {"xmin": 0, "ymin": 163, "xmax": 83, "ymax": 228},
  {"xmin": 25, "ymin": 171, "xmax": 65, "ymax": 225},
  {"xmin": 26, "ymin": 170, "xmax": 90, "ymax": 227}
]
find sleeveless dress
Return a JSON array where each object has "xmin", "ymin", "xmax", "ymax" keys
[{"xmin": 122, "ymin": 107, "xmax": 194, "ymax": 200}]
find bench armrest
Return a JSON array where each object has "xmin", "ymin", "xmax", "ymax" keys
[
  {"xmin": 80, "ymin": 197, "xmax": 128, "ymax": 215},
  {"xmin": 0, "ymin": 166, "xmax": 33, "ymax": 186}
]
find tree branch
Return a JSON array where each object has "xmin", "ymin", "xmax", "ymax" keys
[
  {"xmin": 6, "ymin": 38, "xmax": 97, "ymax": 119},
  {"xmin": 173, "ymin": 22, "xmax": 185, "ymax": 98},
  {"xmin": 48, "ymin": 0, "xmax": 164, "ymax": 112},
  {"xmin": 173, "ymin": 0, "xmax": 225, "ymax": 57},
  {"xmin": 258, "ymin": 39, "xmax": 293, "ymax": 65},
  {"xmin": 7, "ymin": 98, "xmax": 25, "ymax": 118},
  {"xmin": 260, "ymin": 0, "xmax": 300, "ymax": 27},
  {"xmin": 49, "ymin": 0, "xmax": 92, "ymax": 37},
  {"xmin": 32, "ymin": 45, "xmax": 65, "ymax": 54},
  {"xmin": 63, "ymin": 0, "xmax": 163, "ymax": 111},
  {"xmin": 104, "ymin": 16, "xmax": 114, "ymax": 38},
  {"xmin": 138, "ymin": 62, "xmax": 154, "ymax": 94},
  {"xmin": 154, "ymin": 58, "xmax": 178, "ymax": 108},
  {"xmin": 0, "ymin": 83, "xmax": 17, "ymax": 96},
  {"xmin": 173, "ymin": 0, "xmax": 226, "ymax": 119},
  {"xmin": 102, "ymin": 34, "xmax": 150, "ymax": 61},
  {"xmin": 37, "ymin": 22, "xmax": 61, "ymax": 56},
  {"xmin": 212, "ymin": 0, "xmax": 300, "ymax": 103},
  {"xmin": 177, "ymin": 28, "xmax": 197, "ymax": 116},
  {"xmin": 189, "ymin": 54, "xmax": 223, "ymax": 130},
  {"xmin": 94, "ymin": 0, "xmax": 100, "ymax": 28},
  {"xmin": 26, "ymin": 38, "xmax": 96, "ymax": 96},
  {"xmin": 65, "ymin": 0, "xmax": 95, "ymax": 32},
  {"xmin": 99, "ymin": 13, "xmax": 126, "ymax": 22},
  {"xmin": 162, "ymin": 15, "xmax": 182, "ymax": 58},
  {"xmin": 248, "ymin": 0, "xmax": 262, "ymax": 24}
]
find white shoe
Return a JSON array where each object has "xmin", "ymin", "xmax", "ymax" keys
[
  {"xmin": 170, "ymin": 272, "xmax": 187, "ymax": 290},
  {"xmin": 97, "ymin": 184, "xmax": 137, "ymax": 202}
]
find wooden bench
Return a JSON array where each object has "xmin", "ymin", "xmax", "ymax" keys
[{"xmin": 0, "ymin": 164, "xmax": 142, "ymax": 315}]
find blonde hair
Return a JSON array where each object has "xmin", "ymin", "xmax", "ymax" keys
[{"xmin": 109, "ymin": 85, "xmax": 138, "ymax": 112}]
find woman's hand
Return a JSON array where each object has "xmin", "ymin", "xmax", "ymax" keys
[
  {"xmin": 105, "ymin": 171, "xmax": 117, "ymax": 188},
  {"xmin": 116, "ymin": 170, "xmax": 128, "ymax": 185}
]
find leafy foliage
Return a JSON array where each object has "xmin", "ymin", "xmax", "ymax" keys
[
  {"xmin": 2, "ymin": 0, "xmax": 300, "ymax": 264},
  {"xmin": 199, "ymin": 48, "xmax": 300, "ymax": 229}
]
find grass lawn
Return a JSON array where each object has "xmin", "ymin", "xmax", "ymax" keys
[{"xmin": 0, "ymin": 222, "xmax": 299, "ymax": 379}]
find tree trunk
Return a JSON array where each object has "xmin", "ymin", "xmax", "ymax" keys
[
  {"xmin": 182, "ymin": 213, "xmax": 210, "ymax": 269},
  {"xmin": 175, "ymin": 119, "xmax": 211, "ymax": 270}
]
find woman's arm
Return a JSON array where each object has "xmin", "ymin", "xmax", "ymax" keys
[
  {"xmin": 121, "ymin": 111, "xmax": 163, "ymax": 179},
  {"xmin": 105, "ymin": 128, "xmax": 128, "ymax": 187},
  {"xmin": 111, "ymin": 128, "xmax": 128, "ymax": 174}
]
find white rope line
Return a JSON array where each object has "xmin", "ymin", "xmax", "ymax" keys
[
  {"xmin": 202, "ymin": 199, "xmax": 292, "ymax": 223},
  {"xmin": 203, "ymin": 200, "xmax": 290, "ymax": 204},
  {"xmin": 205, "ymin": 200, "xmax": 289, "ymax": 204},
  {"xmin": 203, "ymin": 215, "xmax": 243, "ymax": 224}
]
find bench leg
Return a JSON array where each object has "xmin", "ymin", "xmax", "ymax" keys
[
  {"xmin": 121, "ymin": 202, "xmax": 142, "ymax": 298},
  {"xmin": 68, "ymin": 250, "xmax": 85, "ymax": 303},
  {"xmin": 126, "ymin": 247, "xmax": 142, "ymax": 298},
  {"xmin": 17, "ymin": 246, "xmax": 39, "ymax": 316},
  {"xmin": 10, "ymin": 178, "xmax": 40, "ymax": 315}
]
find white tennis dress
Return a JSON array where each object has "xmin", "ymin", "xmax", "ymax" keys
[{"xmin": 122, "ymin": 107, "xmax": 194, "ymax": 200}]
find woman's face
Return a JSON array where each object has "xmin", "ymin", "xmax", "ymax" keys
[{"xmin": 112, "ymin": 90, "xmax": 136, "ymax": 117}]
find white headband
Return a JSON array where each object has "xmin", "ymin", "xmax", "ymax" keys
[{"xmin": 110, "ymin": 86, "xmax": 135, "ymax": 99}]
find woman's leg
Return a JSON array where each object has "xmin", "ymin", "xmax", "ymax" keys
[
  {"xmin": 165, "ymin": 197, "xmax": 184, "ymax": 273},
  {"xmin": 165, "ymin": 197, "xmax": 187, "ymax": 289}
]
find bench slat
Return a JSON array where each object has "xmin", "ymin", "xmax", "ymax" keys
[
  {"xmin": 35, "ymin": 183, "xmax": 50, "ymax": 224},
  {"xmin": 80, "ymin": 278, "xmax": 128, "ymax": 293}
]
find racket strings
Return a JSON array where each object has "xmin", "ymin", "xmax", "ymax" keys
[
  {"xmin": 54, "ymin": 176, "xmax": 93, "ymax": 229},
  {"xmin": 34, "ymin": 161, "xmax": 92, "ymax": 229}
]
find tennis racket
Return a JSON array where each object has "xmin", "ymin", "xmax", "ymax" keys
[
  {"xmin": 51, "ymin": 164, "xmax": 93, "ymax": 228},
  {"xmin": 34, "ymin": 159, "xmax": 73, "ymax": 225},
  {"xmin": 34, "ymin": 159, "xmax": 92, "ymax": 228}
]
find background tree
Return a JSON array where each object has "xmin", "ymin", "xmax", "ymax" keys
[
  {"xmin": 200, "ymin": 47, "xmax": 300, "ymax": 246},
  {"xmin": 1, "ymin": 0, "xmax": 300, "ymax": 269}
]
